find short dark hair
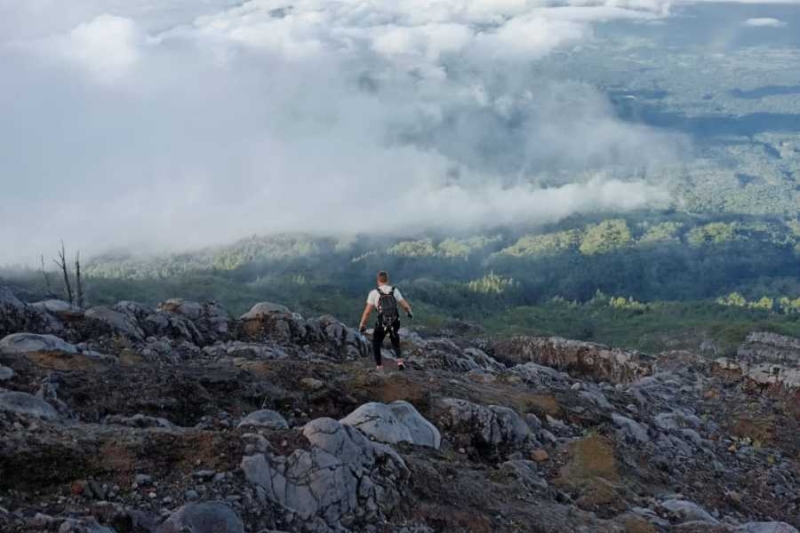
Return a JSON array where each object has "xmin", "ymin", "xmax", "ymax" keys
[{"xmin": 377, "ymin": 271, "xmax": 389, "ymax": 283}]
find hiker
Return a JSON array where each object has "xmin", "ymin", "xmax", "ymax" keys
[{"xmin": 359, "ymin": 270, "xmax": 413, "ymax": 371}]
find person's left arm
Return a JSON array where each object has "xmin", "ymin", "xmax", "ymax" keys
[{"xmin": 396, "ymin": 290, "xmax": 413, "ymax": 317}]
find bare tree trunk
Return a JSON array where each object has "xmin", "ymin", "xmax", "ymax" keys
[
  {"xmin": 54, "ymin": 241, "xmax": 74, "ymax": 305},
  {"xmin": 39, "ymin": 254, "xmax": 54, "ymax": 297},
  {"xmin": 75, "ymin": 251, "xmax": 84, "ymax": 309}
]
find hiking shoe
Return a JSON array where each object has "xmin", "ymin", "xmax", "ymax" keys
[{"xmin": 397, "ymin": 361, "xmax": 406, "ymax": 371}]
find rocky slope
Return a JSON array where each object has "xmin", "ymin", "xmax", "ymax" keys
[{"xmin": 0, "ymin": 288, "xmax": 798, "ymax": 533}]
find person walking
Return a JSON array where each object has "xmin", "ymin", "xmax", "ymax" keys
[{"xmin": 359, "ymin": 270, "xmax": 413, "ymax": 371}]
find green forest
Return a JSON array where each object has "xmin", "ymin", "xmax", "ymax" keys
[{"xmin": 5, "ymin": 211, "xmax": 800, "ymax": 355}]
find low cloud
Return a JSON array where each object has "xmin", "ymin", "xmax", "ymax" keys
[
  {"xmin": 0, "ymin": 0, "xmax": 687, "ymax": 264},
  {"xmin": 743, "ymin": 17, "xmax": 787, "ymax": 27}
]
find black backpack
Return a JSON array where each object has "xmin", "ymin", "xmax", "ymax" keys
[{"xmin": 377, "ymin": 287, "xmax": 400, "ymax": 326}]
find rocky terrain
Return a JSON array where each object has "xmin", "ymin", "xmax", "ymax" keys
[{"xmin": 0, "ymin": 287, "xmax": 798, "ymax": 533}]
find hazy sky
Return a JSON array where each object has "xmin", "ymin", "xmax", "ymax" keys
[{"xmin": 0, "ymin": 0, "xmax": 792, "ymax": 263}]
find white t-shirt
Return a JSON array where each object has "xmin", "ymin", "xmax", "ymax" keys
[{"xmin": 367, "ymin": 285, "xmax": 404, "ymax": 308}]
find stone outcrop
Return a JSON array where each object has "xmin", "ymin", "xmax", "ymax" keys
[
  {"xmin": 340, "ymin": 401, "xmax": 441, "ymax": 449},
  {"xmin": 738, "ymin": 332, "xmax": 800, "ymax": 366},
  {"xmin": 491, "ymin": 336, "xmax": 653, "ymax": 384},
  {"xmin": 241, "ymin": 417, "xmax": 408, "ymax": 530},
  {"xmin": 434, "ymin": 398, "xmax": 531, "ymax": 456}
]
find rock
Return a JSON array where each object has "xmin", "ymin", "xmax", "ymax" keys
[
  {"xmin": 491, "ymin": 336, "xmax": 653, "ymax": 384},
  {"xmin": 531, "ymin": 449, "xmax": 549, "ymax": 462},
  {"xmin": 0, "ymin": 391, "xmax": 59, "ymax": 420},
  {"xmin": 157, "ymin": 502, "xmax": 244, "ymax": 533},
  {"xmin": 104, "ymin": 414, "xmax": 175, "ymax": 429},
  {"xmin": 734, "ymin": 523, "xmax": 799, "ymax": 533},
  {"xmin": 611, "ymin": 413, "xmax": 649, "ymax": 443},
  {"xmin": 84, "ymin": 306, "xmax": 145, "ymax": 341},
  {"xmin": 31, "ymin": 300, "xmax": 80, "ymax": 315},
  {"xmin": 435, "ymin": 398, "xmax": 530, "ymax": 455},
  {"xmin": 0, "ymin": 365, "xmax": 13, "ymax": 381},
  {"xmin": 658, "ymin": 499, "xmax": 718, "ymax": 525},
  {"xmin": 300, "ymin": 377, "xmax": 324, "ymax": 390},
  {"xmin": 510, "ymin": 362, "xmax": 571, "ymax": 388},
  {"xmin": 58, "ymin": 518, "xmax": 115, "ymax": 533},
  {"xmin": 0, "ymin": 333, "xmax": 78, "ymax": 355},
  {"xmin": 135, "ymin": 474, "xmax": 153, "ymax": 486},
  {"xmin": 242, "ymin": 417, "xmax": 408, "ymax": 528},
  {"xmin": 1, "ymin": 288, "xmax": 65, "ymax": 337},
  {"xmin": 237, "ymin": 409, "xmax": 289, "ymax": 430},
  {"xmin": 203, "ymin": 342, "xmax": 288, "ymax": 360},
  {"xmin": 341, "ymin": 400, "xmax": 441, "ymax": 449},
  {"xmin": 738, "ymin": 332, "xmax": 800, "ymax": 365},
  {"xmin": 240, "ymin": 302, "xmax": 291, "ymax": 319},
  {"xmin": 157, "ymin": 298, "xmax": 230, "ymax": 342},
  {"xmin": 501, "ymin": 460, "xmax": 548, "ymax": 490}
]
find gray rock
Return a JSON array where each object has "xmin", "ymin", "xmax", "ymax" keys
[
  {"xmin": 242, "ymin": 417, "xmax": 407, "ymax": 528},
  {"xmin": 0, "ymin": 366, "xmax": 13, "ymax": 381},
  {"xmin": 0, "ymin": 333, "xmax": 77, "ymax": 355},
  {"xmin": 58, "ymin": 518, "xmax": 115, "ymax": 533},
  {"xmin": 31, "ymin": 300, "xmax": 78, "ymax": 314},
  {"xmin": 659, "ymin": 499, "xmax": 718, "ymax": 525},
  {"xmin": 237, "ymin": 409, "xmax": 289, "ymax": 430},
  {"xmin": 735, "ymin": 523, "xmax": 799, "ymax": 533},
  {"xmin": 436, "ymin": 398, "xmax": 530, "ymax": 453},
  {"xmin": 104, "ymin": 414, "xmax": 175, "ymax": 429},
  {"xmin": 85, "ymin": 306, "xmax": 145, "ymax": 340},
  {"xmin": 612, "ymin": 413, "xmax": 649, "ymax": 443},
  {"xmin": 157, "ymin": 502, "xmax": 244, "ymax": 533},
  {"xmin": 0, "ymin": 391, "xmax": 59, "ymax": 420},
  {"xmin": 341, "ymin": 400, "xmax": 441, "ymax": 449},
  {"xmin": 240, "ymin": 302, "xmax": 291, "ymax": 319},
  {"xmin": 501, "ymin": 460, "xmax": 548, "ymax": 490}
]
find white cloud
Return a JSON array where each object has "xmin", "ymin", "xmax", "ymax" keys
[
  {"xmin": 743, "ymin": 17, "xmax": 787, "ymax": 27},
  {"xmin": 61, "ymin": 15, "xmax": 143, "ymax": 82},
  {"xmin": 0, "ymin": 0, "xmax": 686, "ymax": 264}
]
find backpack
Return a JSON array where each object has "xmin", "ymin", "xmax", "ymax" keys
[{"xmin": 377, "ymin": 287, "xmax": 400, "ymax": 326}]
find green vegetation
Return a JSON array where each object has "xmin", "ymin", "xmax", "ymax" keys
[{"xmin": 8, "ymin": 212, "xmax": 800, "ymax": 354}]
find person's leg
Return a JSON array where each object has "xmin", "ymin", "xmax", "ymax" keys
[
  {"xmin": 389, "ymin": 321, "xmax": 404, "ymax": 369},
  {"xmin": 372, "ymin": 325, "xmax": 386, "ymax": 368}
]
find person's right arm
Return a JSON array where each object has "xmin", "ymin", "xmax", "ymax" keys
[{"xmin": 359, "ymin": 303, "xmax": 374, "ymax": 332}]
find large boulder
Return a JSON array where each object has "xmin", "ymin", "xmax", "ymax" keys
[
  {"xmin": 0, "ymin": 391, "xmax": 59, "ymax": 420},
  {"xmin": 237, "ymin": 409, "xmax": 289, "ymax": 430},
  {"xmin": 434, "ymin": 398, "xmax": 531, "ymax": 456},
  {"xmin": 0, "ymin": 333, "xmax": 78, "ymax": 355},
  {"xmin": 0, "ymin": 288, "xmax": 64, "ymax": 337},
  {"xmin": 341, "ymin": 401, "xmax": 441, "ymax": 449},
  {"xmin": 241, "ymin": 417, "xmax": 408, "ymax": 529},
  {"xmin": 157, "ymin": 502, "xmax": 244, "ymax": 533},
  {"xmin": 158, "ymin": 299, "xmax": 229, "ymax": 342},
  {"xmin": 240, "ymin": 302, "xmax": 291, "ymax": 319},
  {"xmin": 491, "ymin": 336, "xmax": 653, "ymax": 384},
  {"xmin": 84, "ymin": 306, "xmax": 145, "ymax": 341}
]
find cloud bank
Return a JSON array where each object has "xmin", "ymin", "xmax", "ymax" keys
[{"xmin": 0, "ymin": 0, "xmax": 687, "ymax": 264}]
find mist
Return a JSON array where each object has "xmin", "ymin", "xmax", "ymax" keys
[{"xmin": 0, "ymin": 0, "xmax": 699, "ymax": 264}]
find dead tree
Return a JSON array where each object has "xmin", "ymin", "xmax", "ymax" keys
[
  {"xmin": 75, "ymin": 251, "xmax": 84, "ymax": 309},
  {"xmin": 39, "ymin": 254, "xmax": 54, "ymax": 297},
  {"xmin": 53, "ymin": 241, "xmax": 74, "ymax": 305}
]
